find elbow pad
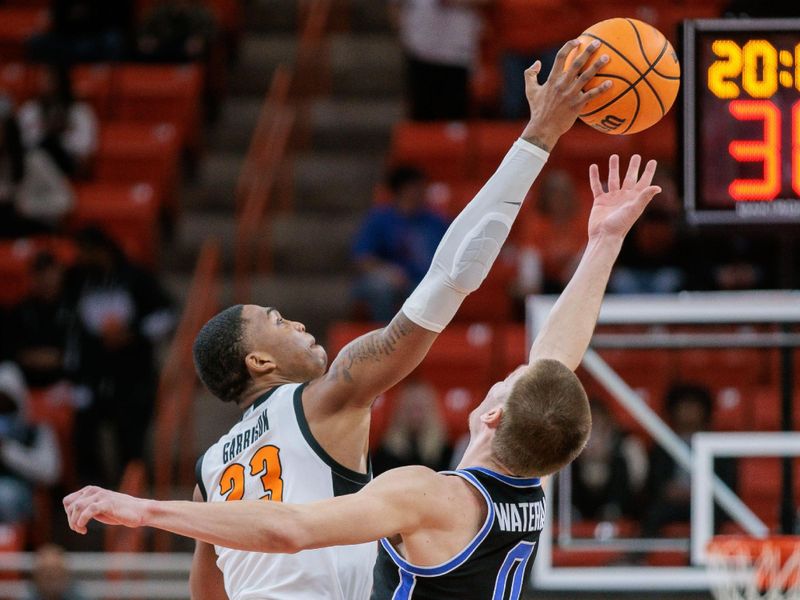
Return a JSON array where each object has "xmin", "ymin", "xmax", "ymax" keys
[{"xmin": 403, "ymin": 138, "xmax": 549, "ymax": 332}]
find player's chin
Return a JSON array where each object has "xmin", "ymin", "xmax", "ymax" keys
[{"xmin": 310, "ymin": 344, "xmax": 328, "ymax": 374}]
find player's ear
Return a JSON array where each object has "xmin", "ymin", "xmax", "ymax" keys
[
  {"xmin": 245, "ymin": 351, "xmax": 276, "ymax": 376},
  {"xmin": 480, "ymin": 406, "xmax": 504, "ymax": 429}
]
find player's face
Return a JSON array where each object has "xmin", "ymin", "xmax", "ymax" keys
[{"xmin": 243, "ymin": 305, "xmax": 328, "ymax": 380}]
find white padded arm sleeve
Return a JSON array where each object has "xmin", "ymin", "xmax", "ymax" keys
[{"xmin": 402, "ymin": 138, "xmax": 549, "ymax": 332}]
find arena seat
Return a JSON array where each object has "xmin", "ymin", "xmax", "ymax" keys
[
  {"xmin": 750, "ymin": 386, "xmax": 800, "ymax": 431},
  {"xmin": 389, "ymin": 121, "xmax": 470, "ymax": 182},
  {"xmin": 418, "ymin": 323, "xmax": 495, "ymax": 391},
  {"xmin": 71, "ymin": 64, "xmax": 115, "ymax": 120},
  {"xmin": 0, "ymin": 62, "xmax": 34, "ymax": 105},
  {"xmin": 454, "ymin": 261, "xmax": 515, "ymax": 324},
  {"xmin": 640, "ymin": 112, "xmax": 678, "ymax": 162},
  {"xmin": 114, "ymin": 64, "xmax": 204, "ymax": 149},
  {"xmin": 0, "ymin": 238, "xmax": 76, "ymax": 307},
  {"xmin": 435, "ymin": 386, "xmax": 485, "ymax": 442},
  {"xmin": 470, "ymin": 120, "xmax": 527, "ymax": 179},
  {"xmin": 494, "ymin": 0, "xmax": 591, "ymax": 55},
  {"xmin": 325, "ymin": 321, "xmax": 378, "ymax": 357},
  {"xmin": 71, "ymin": 182, "xmax": 160, "ymax": 266},
  {"xmin": 674, "ymin": 349, "xmax": 769, "ymax": 394},
  {"xmin": 426, "ymin": 179, "xmax": 485, "ymax": 219},
  {"xmin": 0, "ymin": 8, "xmax": 49, "ymax": 60},
  {"xmin": 95, "ymin": 122, "xmax": 180, "ymax": 210},
  {"xmin": 495, "ymin": 323, "xmax": 527, "ymax": 378},
  {"xmin": 712, "ymin": 386, "xmax": 750, "ymax": 431}
]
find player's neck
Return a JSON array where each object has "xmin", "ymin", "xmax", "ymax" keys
[
  {"xmin": 237, "ymin": 380, "xmax": 286, "ymax": 411},
  {"xmin": 456, "ymin": 440, "xmax": 514, "ymax": 476}
]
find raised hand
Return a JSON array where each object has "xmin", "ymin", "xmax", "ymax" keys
[
  {"xmin": 587, "ymin": 154, "xmax": 661, "ymax": 241},
  {"xmin": 522, "ymin": 39, "xmax": 612, "ymax": 151},
  {"xmin": 63, "ymin": 486, "xmax": 146, "ymax": 534}
]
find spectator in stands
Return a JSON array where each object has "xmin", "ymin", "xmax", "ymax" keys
[
  {"xmin": 18, "ymin": 65, "xmax": 98, "ymax": 179},
  {"xmin": 351, "ymin": 166, "xmax": 448, "ymax": 322},
  {"xmin": 0, "ymin": 98, "xmax": 74, "ymax": 238},
  {"xmin": 513, "ymin": 169, "xmax": 587, "ymax": 299},
  {"xmin": 642, "ymin": 384, "xmax": 736, "ymax": 536},
  {"xmin": 389, "ymin": 0, "xmax": 492, "ymax": 120},
  {"xmin": 570, "ymin": 402, "xmax": 647, "ymax": 521},
  {"xmin": 0, "ymin": 362, "xmax": 61, "ymax": 524},
  {"xmin": 136, "ymin": 0, "xmax": 217, "ymax": 63},
  {"xmin": 372, "ymin": 380, "xmax": 453, "ymax": 475},
  {"xmin": 5, "ymin": 252, "xmax": 75, "ymax": 389},
  {"xmin": 27, "ymin": 544, "xmax": 87, "ymax": 600},
  {"xmin": 27, "ymin": 0, "xmax": 134, "ymax": 65},
  {"xmin": 609, "ymin": 166, "xmax": 690, "ymax": 294},
  {"xmin": 65, "ymin": 228, "xmax": 174, "ymax": 486}
]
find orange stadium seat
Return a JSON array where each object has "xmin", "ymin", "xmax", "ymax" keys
[
  {"xmin": 471, "ymin": 120, "xmax": 527, "ymax": 179},
  {"xmin": 494, "ymin": 0, "xmax": 590, "ymax": 55},
  {"xmin": 95, "ymin": 122, "xmax": 180, "ymax": 210},
  {"xmin": 436, "ymin": 386, "xmax": 485, "ymax": 442},
  {"xmin": 674, "ymin": 349, "xmax": 770, "ymax": 393},
  {"xmin": 325, "ymin": 321, "xmax": 378, "ymax": 357},
  {"xmin": 390, "ymin": 121, "xmax": 470, "ymax": 182},
  {"xmin": 495, "ymin": 324, "xmax": 527, "ymax": 377},
  {"xmin": 71, "ymin": 64, "xmax": 115, "ymax": 119},
  {"xmin": 418, "ymin": 323, "xmax": 495, "ymax": 390},
  {"xmin": 426, "ymin": 179, "xmax": 484, "ymax": 219},
  {"xmin": 0, "ymin": 8, "xmax": 49, "ymax": 60},
  {"xmin": 454, "ymin": 262, "xmax": 515, "ymax": 323},
  {"xmin": 0, "ymin": 237, "xmax": 76, "ymax": 307},
  {"xmin": 113, "ymin": 65, "xmax": 204, "ymax": 148},
  {"xmin": 0, "ymin": 63, "xmax": 35, "ymax": 105},
  {"xmin": 71, "ymin": 182, "xmax": 160, "ymax": 266},
  {"xmin": 750, "ymin": 386, "xmax": 800, "ymax": 431}
]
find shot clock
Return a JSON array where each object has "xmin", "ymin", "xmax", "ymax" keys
[{"xmin": 684, "ymin": 19, "xmax": 800, "ymax": 224}]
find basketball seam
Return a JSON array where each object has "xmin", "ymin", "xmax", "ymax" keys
[
  {"xmin": 584, "ymin": 31, "xmax": 667, "ymax": 117},
  {"xmin": 620, "ymin": 85, "xmax": 641, "ymax": 134},
  {"xmin": 579, "ymin": 73, "xmax": 636, "ymax": 118},
  {"xmin": 626, "ymin": 18, "xmax": 680, "ymax": 81}
]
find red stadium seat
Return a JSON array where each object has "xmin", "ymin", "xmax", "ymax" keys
[
  {"xmin": 72, "ymin": 64, "xmax": 115, "ymax": 120},
  {"xmin": 0, "ymin": 8, "xmax": 49, "ymax": 60},
  {"xmin": 640, "ymin": 112, "xmax": 678, "ymax": 162},
  {"xmin": 71, "ymin": 182, "xmax": 160, "ymax": 266},
  {"xmin": 495, "ymin": 324, "xmax": 527, "ymax": 378},
  {"xmin": 95, "ymin": 122, "xmax": 180, "ymax": 210},
  {"xmin": 325, "ymin": 322, "xmax": 378, "ymax": 357},
  {"xmin": 674, "ymin": 349, "xmax": 769, "ymax": 394},
  {"xmin": 113, "ymin": 65, "xmax": 204, "ymax": 148},
  {"xmin": 418, "ymin": 323, "xmax": 495, "ymax": 390},
  {"xmin": 426, "ymin": 179, "xmax": 484, "ymax": 219},
  {"xmin": 471, "ymin": 120, "xmax": 527, "ymax": 179},
  {"xmin": 390, "ymin": 121, "xmax": 470, "ymax": 182},
  {"xmin": 494, "ymin": 0, "xmax": 592, "ymax": 55},
  {"xmin": 0, "ymin": 62, "xmax": 35, "ymax": 105},
  {"xmin": 436, "ymin": 386, "xmax": 485, "ymax": 442},
  {"xmin": 712, "ymin": 386, "xmax": 750, "ymax": 431},
  {"xmin": 0, "ymin": 238, "xmax": 75, "ymax": 307}
]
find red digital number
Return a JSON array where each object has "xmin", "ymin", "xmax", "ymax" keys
[{"xmin": 728, "ymin": 100, "xmax": 781, "ymax": 201}]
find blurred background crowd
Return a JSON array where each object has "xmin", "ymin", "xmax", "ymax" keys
[{"xmin": 0, "ymin": 0, "xmax": 797, "ymax": 596}]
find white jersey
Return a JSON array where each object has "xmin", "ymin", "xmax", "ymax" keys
[{"xmin": 197, "ymin": 383, "xmax": 376, "ymax": 600}]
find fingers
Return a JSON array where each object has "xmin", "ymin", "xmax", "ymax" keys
[
  {"xmin": 550, "ymin": 39, "xmax": 581, "ymax": 80},
  {"xmin": 630, "ymin": 185, "xmax": 662, "ymax": 219},
  {"xmin": 623, "ymin": 154, "xmax": 642, "ymax": 188},
  {"xmin": 524, "ymin": 60, "xmax": 542, "ymax": 89},
  {"xmin": 589, "ymin": 163, "xmax": 603, "ymax": 197},
  {"xmin": 578, "ymin": 80, "xmax": 612, "ymax": 107},
  {"xmin": 608, "ymin": 154, "xmax": 620, "ymax": 192},
  {"xmin": 564, "ymin": 39, "xmax": 601, "ymax": 82},
  {"xmin": 572, "ymin": 52, "xmax": 608, "ymax": 93},
  {"xmin": 64, "ymin": 486, "xmax": 104, "ymax": 535},
  {"xmin": 637, "ymin": 159, "xmax": 658, "ymax": 188}
]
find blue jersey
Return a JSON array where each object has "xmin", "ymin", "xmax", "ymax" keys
[{"xmin": 371, "ymin": 467, "xmax": 545, "ymax": 600}]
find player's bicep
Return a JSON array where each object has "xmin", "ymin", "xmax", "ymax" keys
[
  {"xmin": 294, "ymin": 467, "xmax": 442, "ymax": 550},
  {"xmin": 311, "ymin": 312, "xmax": 437, "ymax": 409}
]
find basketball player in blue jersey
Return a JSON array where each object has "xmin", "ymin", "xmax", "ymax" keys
[
  {"xmin": 65, "ymin": 150, "xmax": 660, "ymax": 599},
  {"xmin": 64, "ymin": 40, "xmax": 616, "ymax": 600}
]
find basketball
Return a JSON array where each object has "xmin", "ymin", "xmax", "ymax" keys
[{"xmin": 564, "ymin": 18, "xmax": 681, "ymax": 135}]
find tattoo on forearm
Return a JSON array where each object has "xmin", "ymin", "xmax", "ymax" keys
[{"xmin": 328, "ymin": 314, "xmax": 415, "ymax": 384}]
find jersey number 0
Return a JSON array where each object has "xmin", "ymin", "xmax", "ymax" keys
[{"xmin": 219, "ymin": 445, "xmax": 284, "ymax": 502}]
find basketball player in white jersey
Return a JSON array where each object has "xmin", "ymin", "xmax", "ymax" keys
[
  {"xmin": 65, "ymin": 39, "xmax": 613, "ymax": 600},
  {"xmin": 65, "ymin": 152, "xmax": 660, "ymax": 599}
]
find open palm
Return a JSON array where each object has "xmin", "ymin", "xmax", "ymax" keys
[{"xmin": 587, "ymin": 155, "xmax": 661, "ymax": 240}]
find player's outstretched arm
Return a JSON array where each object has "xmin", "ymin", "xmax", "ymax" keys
[
  {"xmin": 188, "ymin": 486, "xmax": 229, "ymax": 600},
  {"xmin": 64, "ymin": 467, "xmax": 446, "ymax": 554},
  {"xmin": 311, "ymin": 40, "xmax": 613, "ymax": 410},
  {"xmin": 525, "ymin": 154, "xmax": 661, "ymax": 371}
]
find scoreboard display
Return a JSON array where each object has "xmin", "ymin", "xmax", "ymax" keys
[{"xmin": 684, "ymin": 19, "xmax": 800, "ymax": 224}]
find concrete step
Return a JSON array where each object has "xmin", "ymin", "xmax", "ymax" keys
[
  {"xmin": 247, "ymin": 273, "xmax": 354, "ymax": 337},
  {"xmin": 329, "ymin": 34, "xmax": 403, "ymax": 98},
  {"xmin": 164, "ymin": 212, "xmax": 238, "ymax": 272},
  {"xmin": 229, "ymin": 34, "xmax": 297, "ymax": 96},
  {"xmin": 181, "ymin": 152, "xmax": 241, "ymax": 213},
  {"xmin": 291, "ymin": 151, "xmax": 381, "ymax": 214},
  {"xmin": 207, "ymin": 97, "xmax": 263, "ymax": 153},
  {"xmin": 245, "ymin": 0, "xmax": 298, "ymax": 33},
  {"xmin": 270, "ymin": 212, "xmax": 360, "ymax": 274},
  {"xmin": 310, "ymin": 97, "xmax": 401, "ymax": 153}
]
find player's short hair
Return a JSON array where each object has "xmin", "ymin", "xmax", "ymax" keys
[
  {"xmin": 192, "ymin": 305, "xmax": 251, "ymax": 404},
  {"xmin": 492, "ymin": 359, "xmax": 591, "ymax": 477}
]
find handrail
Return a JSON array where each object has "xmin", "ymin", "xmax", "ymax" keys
[
  {"xmin": 234, "ymin": 106, "xmax": 296, "ymax": 302},
  {"xmin": 152, "ymin": 238, "xmax": 221, "ymax": 551}
]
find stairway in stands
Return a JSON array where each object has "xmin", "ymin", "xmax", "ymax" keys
[{"xmin": 163, "ymin": 0, "xmax": 404, "ymax": 465}]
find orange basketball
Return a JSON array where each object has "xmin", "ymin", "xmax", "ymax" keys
[{"xmin": 564, "ymin": 18, "xmax": 680, "ymax": 135}]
